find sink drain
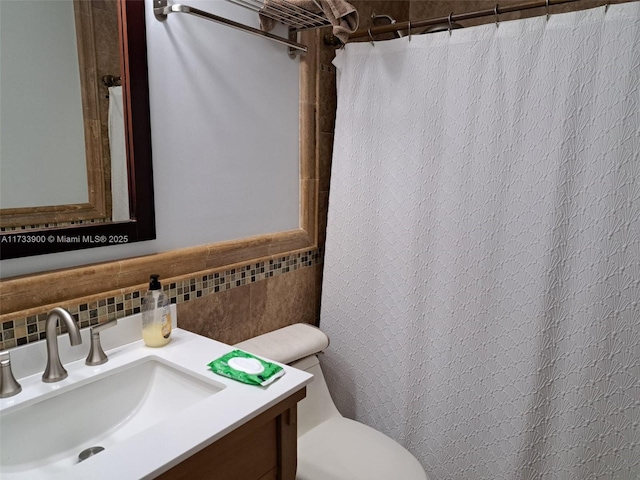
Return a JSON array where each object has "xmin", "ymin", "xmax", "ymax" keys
[{"xmin": 78, "ymin": 446, "xmax": 105, "ymax": 463}]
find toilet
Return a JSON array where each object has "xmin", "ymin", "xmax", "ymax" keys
[{"xmin": 235, "ymin": 323, "xmax": 428, "ymax": 480}]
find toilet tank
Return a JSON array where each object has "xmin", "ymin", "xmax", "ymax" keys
[
  {"xmin": 234, "ymin": 324, "xmax": 340, "ymax": 438},
  {"xmin": 234, "ymin": 323, "xmax": 329, "ymax": 365},
  {"xmin": 290, "ymin": 355, "xmax": 341, "ymax": 438}
]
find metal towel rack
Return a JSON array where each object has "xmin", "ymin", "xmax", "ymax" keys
[{"xmin": 154, "ymin": 0, "xmax": 330, "ymax": 56}]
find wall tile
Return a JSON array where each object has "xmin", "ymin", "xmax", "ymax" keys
[
  {"xmin": 408, "ymin": 0, "xmax": 631, "ymax": 29},
  {"xmin": 317, "ymin": 190, "xmax": 330, "ymax": 249},
  {"xmin": 300, "ymin": 101, "xmax": 317, "ymax": 181},
  {"xmin": 0, "ymin": 249, "xmax": 321, "ymax": 350},
  {"xmin": 250, "ymin": 264, "xmax": 318, "ymax": 334},
  {"xmin": 318, "ymin": 69, "xmax": 338, "ymax": 134},
  {"xmin": 318, "ymin": 132, "xmax": 334, "ymax": 193},
  {"xmin": 176, "ymin": 283, "xmax": 252, "ymax": 345}
]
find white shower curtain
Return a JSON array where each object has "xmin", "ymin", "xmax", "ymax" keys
[{"xmin": 320, "ymin": 3, "xmax": 640, "ymax": 479}]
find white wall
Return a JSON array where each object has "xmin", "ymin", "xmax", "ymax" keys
[
  {"xmin": 0, "ymin": 0, "xmax": 300, "ymax": 278},
  {"xmin": 0, "ymin": 0, "xmax": 88, "ymax": 208}
]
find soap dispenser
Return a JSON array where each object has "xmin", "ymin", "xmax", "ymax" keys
[{"xmin": 142, "ymin": 274, "xmax": 172, "ymax": 347}]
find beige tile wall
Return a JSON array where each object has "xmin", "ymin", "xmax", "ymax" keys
[
  {"xmin": 408, "ymin": 0, "xmax": 631, "ymax": 27},
  {"xmin": 177, "ymin": 261, "xmax": 319, "ymax": 345},
  {"xmin": 350, "ymin": 0, "xmax": 633, "ymax": 29},
  {"xmin": 0, "ymin": 247, "xmax": 321, "ymax": 349}
]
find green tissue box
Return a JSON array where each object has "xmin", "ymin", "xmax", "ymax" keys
[{"xmin": 208, "ymin": 350, "xmax": 285, "ymax": 386}]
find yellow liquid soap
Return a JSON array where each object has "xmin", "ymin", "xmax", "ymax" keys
[{"xmin": 142, "ymin": 322, "xmax": 170, "ymax": 347}]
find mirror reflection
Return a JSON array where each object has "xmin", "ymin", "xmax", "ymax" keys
[
  {"xmin": 0, "ymin": 0, "xmax": 156, "ymax": 259},
  {"xmin": 0, "ymin": 0, "xmax": 126, "ymax": 229}
]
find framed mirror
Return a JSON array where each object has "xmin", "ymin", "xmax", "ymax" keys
[{"xmin": 0, "ymin": 0, "xmax": 155, "ymax": 259}]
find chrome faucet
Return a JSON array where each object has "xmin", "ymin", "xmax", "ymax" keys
[
  {"xmin": 42, "ymin": 307, "xmax": 82, "ymax": 383},
  {"xmin": 0, "ymin": 351, "xmax": 22, "ymax": 398},
  {"xmin": 85, "ymin": 319, "xmax": 117, "ymax": 366}
]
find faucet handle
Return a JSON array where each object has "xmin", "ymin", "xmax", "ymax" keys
[
  {"xmin": 0, "ymin": 351, "xmax": 22, "ymax": 398},
  {"xmin": 85, "ymin": 319, "xmax": 117, "ymax": 366}
]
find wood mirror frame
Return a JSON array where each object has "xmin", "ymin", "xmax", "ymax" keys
[{"xmin": 0, "ymin": 0, "xmax": 155, "ymax": 260}]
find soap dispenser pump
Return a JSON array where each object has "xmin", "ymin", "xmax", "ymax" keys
[{"xmin": 142, "ymin": 274, "xmax": 172, "ymax": 347}]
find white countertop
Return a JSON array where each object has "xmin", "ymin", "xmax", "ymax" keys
[{"xmin": 0, "ymin": 308, "xmax": 313, "ymax": 479}]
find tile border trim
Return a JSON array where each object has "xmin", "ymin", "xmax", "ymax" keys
[{"xmin": 0, "ymin": 248, "xmax": 321, "ymax": 350}]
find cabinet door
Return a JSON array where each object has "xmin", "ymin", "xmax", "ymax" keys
[{"xmin": 157, "ymin": 387, "xmax": 305, "ymax": 480}]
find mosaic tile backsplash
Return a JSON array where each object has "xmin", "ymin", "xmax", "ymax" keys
[{"xmin": 0, "ymin": 248, "xmax": 321, "ymax": 350}]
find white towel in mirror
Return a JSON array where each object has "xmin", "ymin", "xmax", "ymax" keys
[{"xmin": 108, "ymin": 85, "xmax": 130, "ymax": 222}]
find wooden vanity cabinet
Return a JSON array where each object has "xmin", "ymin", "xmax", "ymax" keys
[{"xmin": 157, "ymin": 387, "xmax": 306, "ymax": 480}]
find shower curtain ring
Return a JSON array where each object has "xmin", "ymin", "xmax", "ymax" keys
[
  {"xmin": 368, "ymin": 27, "xmax": 375, "ymax": 45},
  {"xmin": 448, "ymin": 12, "xmax": 453, "ymax": 35},
  {"xmin": 495, "ymin": 4, "xmax": 500, "ymax": 27},
  {"xmin": 546, "ymin": 0, "xmax": 550, "ymax": 21}
]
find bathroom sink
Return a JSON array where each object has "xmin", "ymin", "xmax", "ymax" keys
[
  {"xmin": 0, "ymin": 316, "xmax": 312, "ymax": 480},
  {"xmin": 0, "ymin": 356, "xmax": 224, "ymax": 476}
]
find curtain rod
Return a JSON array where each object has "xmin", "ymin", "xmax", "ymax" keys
[{"xmin": 348, "ymin": 0, "xmax": 593, "ymax": 40}]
